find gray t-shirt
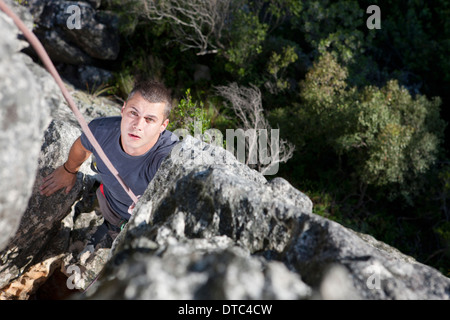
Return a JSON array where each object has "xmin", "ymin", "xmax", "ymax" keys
[{"xmin": 80, "ymin": 116, "xmax": 179, "ymax": 220}]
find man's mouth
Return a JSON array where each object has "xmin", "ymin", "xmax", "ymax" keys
[{"xmin": 128, "ymin": 133, "xmax": 141, "ymax": 140}]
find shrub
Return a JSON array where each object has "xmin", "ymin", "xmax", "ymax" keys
[
  {"xmin": 283, "ymin": 52, "xmax": 446, "ymax": 202},
  {"xmin": 168, "ymin": 88, "xmax": 211, "ymax": 135}
]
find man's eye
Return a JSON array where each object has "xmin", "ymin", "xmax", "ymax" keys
[
  {"xmin": 145, "ymin": 118, "xmax": 153, "ymax": 123},
  {"xmin": 130, "ymin": 111, "xmax": 138, "ymax": 116}
]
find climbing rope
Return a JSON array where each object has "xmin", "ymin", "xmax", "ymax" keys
[{"xmin": 0, "ymin": 0, "xmax": 139, "ymax": 206}]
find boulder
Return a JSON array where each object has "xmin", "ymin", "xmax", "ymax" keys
[
  {"xmin": 283, "ymin": 212, "xmax": 450, "ymax": 299},
  {"xmin": 0, "ymin": 0, "xmax": 51, "ymax": 252},
  {"xmin": 0, "ymin": 119, "xmax": 95, "ymax": 289},
  {"xmin": 0, "ymin": 0, "xmax": 121, "ymax": 295},
  {"xmin": 0, "ymin": 74, "xmax": 120, "ymax": 297},
  {"xmin": 82, "ymin": 136, "xmax": 450, "ymax": 300},
  {"xmin": 22, "ymin": 0, "xmax": 119, "ymax": 89},
  {"xmin": 26, "ymin": 0, "xmax": 119, "ymax": 62}
]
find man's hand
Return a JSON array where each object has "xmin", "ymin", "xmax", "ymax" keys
[
  {"xmin": 39, "ymin": 164, "xmax": 78, "ymax": 196},
  {"xmin": 128, "ymin": 195, "xmax": 141, "ymax": 214},
  {"xmin": 40, "ymin": 137, "xmax": 91, "ymax": 197}
]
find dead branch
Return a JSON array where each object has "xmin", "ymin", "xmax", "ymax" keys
[
  {"xmin": 134, "ymin": 0, "xmax": 234, "ymax": 55},
  {"xmin": 215, "ymin": 83, "xmax": 295, "ymax": 174}
]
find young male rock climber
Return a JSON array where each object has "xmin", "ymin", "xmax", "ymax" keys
[{"xmin": 39, "ymin": 80, "xmax": 179, "ymax": 248}]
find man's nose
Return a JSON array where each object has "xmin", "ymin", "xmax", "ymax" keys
[{"xmin": 133, "ymin": 117, "xmax": 145, "ymax": 130}]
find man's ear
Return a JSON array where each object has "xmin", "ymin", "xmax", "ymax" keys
[
  {"xmin": 160, "ymin": 118, "xmax": 169, "ymax": 132},
  {"xmin": 121, "ymin": 102, "xmax": 126, "ymax": 115}
]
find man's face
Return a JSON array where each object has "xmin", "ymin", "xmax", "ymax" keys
[{"xmin": 120, "ymin": 92, "xmax": 169, "ymax": 156}]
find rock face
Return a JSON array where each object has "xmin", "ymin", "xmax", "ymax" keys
[
  {"xmin": 85, "ymin": 138, "xmax": 314, "ymax": 299},
  {"xmin": 0, "ymin": 0, "xmax": 51, "ymax": 253},
  {"xmin": 0, "ymin": 0, "xmax": 449, "ymax": 300},
  {"xmin": 23, "ymin": 0, "xmax": 119, "ymax": 89},
  {"xmin": 0, "ymin": 0, "xmax": 120, "ymax": 296},
  {"xmin": 81, "ymin": 137, "xmax": 450, "ymax": 300},
  {"xmin": 0, "ymin": 119, "xmax": 95, "ymax": 289}
]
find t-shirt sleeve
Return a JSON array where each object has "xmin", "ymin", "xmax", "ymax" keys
[
  {"xmin": 149, "ymin": 131, "xmax": 180, "ymax": 175},
  {"xmin": 155, "ymin": 149, "xmax": 172, "ymax": 169}
]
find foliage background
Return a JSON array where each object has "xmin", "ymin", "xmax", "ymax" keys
[{"xmin": 98, "ymin": 0, "xmax": 449, "ymax": 274}]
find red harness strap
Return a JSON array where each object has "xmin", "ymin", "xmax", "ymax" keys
[{"xmin": 0, "ymin": 0, "xmax": 139, "ymax": 208}]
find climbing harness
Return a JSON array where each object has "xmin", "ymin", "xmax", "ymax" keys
[{"xmin": 0, "ymin": 0, "xmax": 139, "ymax": 206}]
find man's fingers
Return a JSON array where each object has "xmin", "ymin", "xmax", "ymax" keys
[
  {"xmin": 64, "ymin": 185, "xmax": 73, "ymax": 194},
  {"xmin": 39, "ymin": 166, "xmax": 76, "ymax": 196},
  {"xmin": 40, "ymin": 181, "xmax": 58, "ymax": 196},
  {"xmin": 41, "ymin": 170, "xmax": 58, "ymax": 185},
  {"xmin": 39, "ymin": 180, "xmax": 52, "ymax": 195},
  {"xmin": 40, "ymin": 170, "xmax": 56, "ymax": 191},
  {"xmin": 40, "ymin": 175, "xmax": 65, "ymax": 196},
  {"xmin": 128, "ymin": 195, "xmax": 141, "ymax": 214},
  {"xmin": 41, "ymin": 174, "xmax": 52, "ymax": 182}
]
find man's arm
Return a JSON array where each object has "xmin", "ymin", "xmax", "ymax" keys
[{"xmin": 40, "ymin": 137, "xmax": 92, "ymax": 196}]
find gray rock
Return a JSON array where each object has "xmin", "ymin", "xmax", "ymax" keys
[
  {"xmin": 27, "ymin": 0, "xmax": 120, "ymax": 63},
  {"xmin": 82, "ymin": 136, "xmax": 314, "ymax": 299},
  {"xmin": 0, "ymin": 0, "xmax": 120, "ymax": 290},
  {"xmin": 0, "ymin": 83, "xmax": 119, "ymax": 293},
  {"xmin": 87, "ymin": 237, "xmax": 311, "ymax": 300},
  {"xmin": 0, "ymin": 0, "xmax": 52, "ymax": 252},
  {"xmin": 83, "ymin": 136, "xmax": 450, "ymax": 300},
  {"xmin": 283, "ymin": 213, "xmax": 450, "ymax": 299},
  {"xmin": 61, "ymin": 207, "xmax": 110, "ymax": 293},
  {"xmin": 0, "ymin": 74, "xmax": 120, "ymax": 292},
  {"xmin": 59, "ymin": 2, "xmax": 119, "ymax": 61},
  {"xmin": 0, "ymin": 119, "xmax": 96, "ymax": 288},
  {"xmin": 76, "ymin": 65, "xmax": 114, "ymax": 90},
  {"xmin": 34, "ymin": 27, "xmax": 94, "ymax": 65}
]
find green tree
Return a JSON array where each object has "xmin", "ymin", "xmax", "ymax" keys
[
  {"xmin": 290, "ymin": 0, "xmax": 369, "ymax": 62},
  {"xmin": 222, "ymin": 9, "xmax": 268, "ymax": 78},
  {"xmin": 275, "ymin": 52, "xmax": 446, "ymax": 203}
]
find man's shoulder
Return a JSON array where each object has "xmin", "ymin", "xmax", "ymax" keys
[
  {"xmin": 81, "ymin": 116, "xmax": 121, "ymax": 151},
  {"xmin": 90, "ymin": 116, "xmax": 121, "ymax": 128},
  {"xmin": 158, "ymin": 129, "xmax": 179, "ymax": 149},
  {"xmin": 88, "ymin": 116, "xmax": 121, "ymax": 136},
  {"xmin": 147, "ymin": 130, "xmax": 179, "ymax": 173},
  {"xmin": 150, "ymin": 130, "xmax": 179, "ymax": 160}
]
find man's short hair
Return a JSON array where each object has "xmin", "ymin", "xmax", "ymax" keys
[{"xmin": 127, "ymin": 80, "xmax": 172, "ymax": 120}]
